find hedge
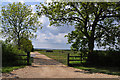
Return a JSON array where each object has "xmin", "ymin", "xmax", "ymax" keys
[
  {"xmin": 88, "ymin": 50, "xmax": 120, "ymax": 67},
  {"xmin": 2, "ymin": 43, "xmax": 27, "ymax": 66}
]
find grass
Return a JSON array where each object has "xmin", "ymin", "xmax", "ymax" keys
[
  {"xmin": 2, "ymin": 61, "xmax": 27, "ymax": 73},
  {"xmin": 38, "ymin": 50, "xmax": 68, "ymax": 65},
  {"xmin": 38, "ymin": 50, "xmax": 87, "ymax": 65},
  {"xmin": 38, "ymin": 49, "xmax": 120, "ymax": 76},
  {"xmin": 2, "ymin": 66, "xmax": 25, "ymax": 73},
  {"xmin": 74, "ymin": 66, "xmax": 120, "ymax": 76},
  {"xmin": 2, "ymin": 57, "xmax": 33, "ymax": 73}
]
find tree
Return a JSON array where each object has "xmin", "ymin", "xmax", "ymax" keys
[
  {"xmin": 1, "ymin": 2, "xmax": 40, "ymax": 49},
  {"xmin": 19, "ymin": 38, "xmax": 33, "ymax": 52},
  {"xmin": 37, "ymin": 2, "xmax": 120, "ymax": 55}
]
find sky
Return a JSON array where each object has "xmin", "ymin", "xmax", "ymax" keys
[
  {"xmin": 1, "ymin": 0, "xmax": 74, "ymax": 49},
  {"xmin": 1, "ymin": 0, "xmax": 118, "ymax": 50}
]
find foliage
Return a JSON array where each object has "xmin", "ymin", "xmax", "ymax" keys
[
  {"xmin": 19, "ymin": 38, "xmax": 33, "ymax": 52},
  {"xmin": 88, "ymin": 50, "xmax": 120, "ymax": 67},
  {"xmin": 37, "ymin": 2, "xmax": 120, "ymax": 53},
  {"xmin": 2, "ymin": 42, "xmax": 27, "ymax": 66},
  {"xmin": 0, "ymin": 40, "xmax": 4, "ymax": 44},
  {"xmin": 1, "ymin": 2, "xmax": 40, "ymax": 48}
]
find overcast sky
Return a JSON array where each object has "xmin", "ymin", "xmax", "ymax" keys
[{"xmin": 1, "ymin": 0, "xmax": 75, "ymax": 49}]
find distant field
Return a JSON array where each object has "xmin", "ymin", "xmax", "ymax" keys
[{"xmin": 36, "ymin": 49, "xmax": 87, "ymax": 65}]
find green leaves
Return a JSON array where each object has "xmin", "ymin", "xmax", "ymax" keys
[
  {"xmin": 37, "ymin": 2, "xmax": 120, "ymax": 51},
  {"xmin": 19, "ymin": 38, "xmax": 33, "ymax": 52},
  {"xmin": 1, "ymin": 2, "xmax": 40, "ymax": 47}
]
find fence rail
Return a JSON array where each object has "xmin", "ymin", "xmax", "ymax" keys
[
  {"xmin": 69, "ymin": 56, "xmax": 82, "ymax": 57},
  {"xmin": 15, "ymin": 52, "xmax": 30, "ymax": 65},
  {"xmin": 67, "ymin": 53, "xmax": 87, "ymax": 66},
  {"xmin": 16, "ymin": 55, "xmax": 28, "ymax": 56}
]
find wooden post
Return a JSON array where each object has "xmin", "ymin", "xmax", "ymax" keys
[
  {"xmin": 81, "ymin": 53, "xmax": 82, "ymax": 64},
  {"xmin": 27, "ymin": 52, "xmax": 30, "ymax": 65},
  {"xmin": 67, "ymin": 53, "xmax": 69, "ymax": 66}
]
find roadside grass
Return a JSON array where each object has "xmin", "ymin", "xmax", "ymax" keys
[
  {"xmin": 38, "ymin": 50, "xmax": 120, "ymax": 76},
  {"xmin": 2, "ymin": 66, "xmax": 25, "ymax": 73},
  {"xmin": 2, "ymin": 61, "xmax": 27, "ymax": 73},
  {"xmin": 2, "ymin": 57, "xmax": 33, "ymax": 73},
  {"xmin": 73, "ymin": 66, "xmax": 120, "ymax": 76}
]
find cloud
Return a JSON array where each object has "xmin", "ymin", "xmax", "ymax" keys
[
  {"xmin": 30, "ymin": 5, "xmax": 36, "ymax": 13},
  {"xmin": 20, "ymin": 1, "xmax": 24, "ymax": 4},
  {"xmin": 32, "ymin": 15, "xmax": 75, "ymax": 49},
  {"xmin": 32, "ymin": 41, "xmax": 71, "ymax": 49},
  {"xmin": 2, "ymin": 0, "xmax": 45, "ymax": 2},
  {"xmin": 39, "ymin": 15, "xmax": 74, "ymax": 35},
  {"xmin": 36, "ymin": 32, "xmax": 68, "ymax": 43},
  {"xmin": 2, "ymin": 0, "xmax": 25, "ymax": 3},
  {"xmin": 47, "ymin": 0, "xmax": 52, "ymax": 2},
  {"xmin": 32, "ymin": 30, "xmax": 71, "ymax": 49}
]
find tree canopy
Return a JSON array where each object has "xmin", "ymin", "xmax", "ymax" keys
[
  {"xmin": 1, "ymin": 2, "xmax": 40, "ymax": 48},
  {"xmin": 37, "ymin": 2, "xmax": 120, "ymax": 53},
  {"xmin": 19, "ymin": 38, "xmax": 33, "ymax": 52}
]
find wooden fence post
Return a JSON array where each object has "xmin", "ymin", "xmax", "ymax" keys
[
  {"xmin": 81, "ymin": 53, "xmax": 82, "ymax": 64},
  {"xmin": 27, "ymin": 52, "xmax": 30, "ymax": 65},
  {"xmin": 67, "ymin": 53, "xmax": 69, "ymax": 66}
]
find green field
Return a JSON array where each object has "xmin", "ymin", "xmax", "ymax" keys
[
  {"xmin": 38, "ymin": 49, "xmax": 120, "ymax": 76},
  {"xmin": 38, "ymin": 50, "xmax": 69, "ymax": 65},
  {"xmin": 38, "ymin": 49, "xmax": 87, "ymax": 65}
]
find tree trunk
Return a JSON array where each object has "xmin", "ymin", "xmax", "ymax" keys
[
  {"xmin": 17, "ymin": 32, "xmax": 21, "ymax": 50},
  {"xmin": 87, "ymin": 39, "xmax": 94, "ymax": 64},
  {"xmin": 18, "ymin": 39, "xmax": 20, "ymax": 50},
  {"xmin": 88, "ymin": 40, "xmax": 94, "ymax": 54}
]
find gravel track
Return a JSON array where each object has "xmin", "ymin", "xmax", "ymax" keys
[{"xmin": 2, "ymin": 52, "xmax": 119, "ymax": 78}]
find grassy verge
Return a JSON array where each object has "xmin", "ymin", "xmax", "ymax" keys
[
  {"xmin": 74, "ymin": 66, "xmax": 120, "ymax": 76},
  {"xmin": 38, "ymin": 50, "xmax": 120, "ymax": 76},
  {"xmin": 2, "ymin": 66, "xmax": 25, "ymax": 73},
  {"xmin": 2, "ymin": 57, "xmax": 33, "ymax": 73}
]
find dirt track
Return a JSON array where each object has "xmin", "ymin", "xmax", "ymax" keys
[{"xmin": 2, "ymin": 52, "xmax": 119, "ymax": 78}]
